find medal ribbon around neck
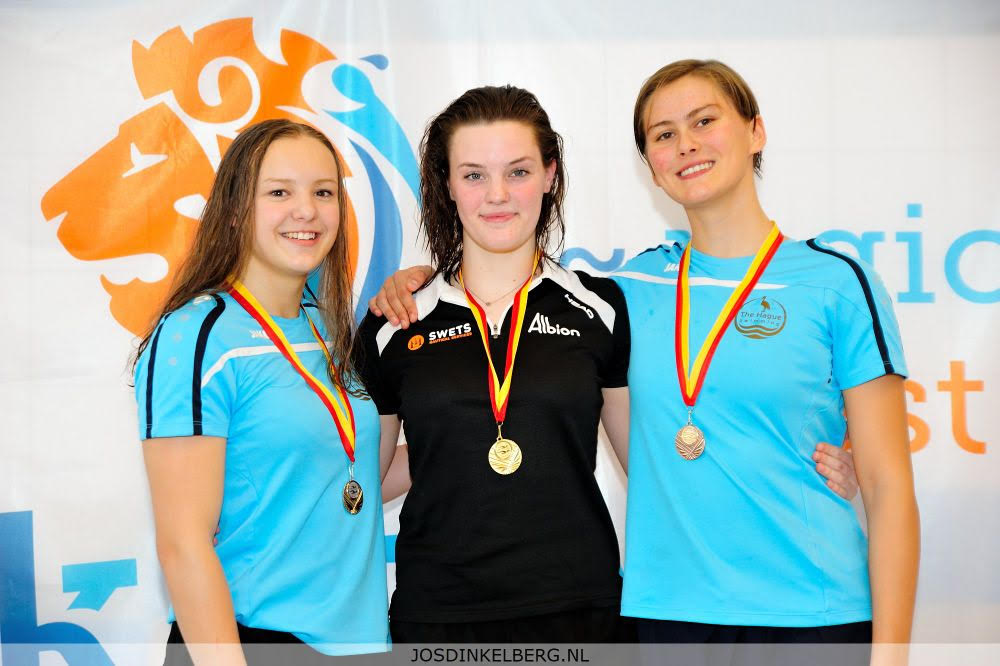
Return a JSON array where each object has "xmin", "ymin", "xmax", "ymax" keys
[
  {"xmin": 227, "ymin": 280, "xmax": 356, "ymax": 462},
  {"xmin": 675, "ymin": 224, "xmax": 784, "ymax": 406},
  {"xmin": 459, "ymin": 253, "xmax": 540, "ymax": 427}
]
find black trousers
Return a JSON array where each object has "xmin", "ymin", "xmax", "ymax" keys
[
  {"xmin": 165, "ymin": 621, "xmax": 350, "ymax": 666},
  {"xmin": 636, "ymin": 619, "xmax": 872, "ymax": 666},
  {"xmin": 390, "ymin": 606, "xmax": 636, "ymax": 643}
]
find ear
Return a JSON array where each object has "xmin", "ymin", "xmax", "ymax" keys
[
  {"xmin": 543, "ymin": 160, "xmax": 557, "ymax": 193},
  {"xmin": 750, "ymin": 115, "xmax": 766, "ymax": 154}
]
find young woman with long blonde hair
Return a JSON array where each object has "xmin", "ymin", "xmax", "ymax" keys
[{"xmin": 134, "ymin": 119, "xmax": 389, "ymax": 663}]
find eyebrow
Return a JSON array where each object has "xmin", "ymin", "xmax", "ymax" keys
[
  {"xmin": 260, "ymin": 177, "xmax": 338, "ymax": 184},
  {"xmin": 456, "ymin": 156, "xmax": 535, "ymax": 169},
  {"xmin": 646, "ymin": 103, "xmax": 721, "ymax": 133}
]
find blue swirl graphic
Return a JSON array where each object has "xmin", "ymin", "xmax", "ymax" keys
[
  {"xmin": 560, "ymin": 247, "xmax": 626, "ymax": 272},
  {"xmin": 360, "ymin": 54, "xmax": 390, "ymax": 70},
  {"xmin": 351, "ymin": 139, "xmax": 404, "ymax": 322},
  {"xmin": 321, "ymin": 62, "xmax": 419, "ymax": 322},
  {"xmin": 326, "ymin": 64, "xmax": 420, "ymax": 199}
]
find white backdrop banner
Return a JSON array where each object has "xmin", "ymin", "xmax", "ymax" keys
[{"xmin": 1, "ymin": 1, "xmax": 997, "ymax": 663}]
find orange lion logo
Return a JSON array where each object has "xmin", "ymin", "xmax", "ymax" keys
[{"xmin": 41, "ymin": 18, "xmax": 417, "ymax": 335}]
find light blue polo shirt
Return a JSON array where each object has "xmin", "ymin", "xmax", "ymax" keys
[
  {"xmin": 135, "ymin": 292, "xmax": 388, "ymax": 654},
  {"xmin": 612, "ymin": 238, "xmax": 906, "ymax": 627}
]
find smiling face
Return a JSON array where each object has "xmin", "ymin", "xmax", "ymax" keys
[
  {"xmin": 244, "ymin": 135, "xmax": 341, "ymax": 285},
  {"xmin": 447, "ymin": 121, "xmax": 557, "ymax": 259},
  {"xmin": 642, "ymin": 74, "xmax": 765, "ymax": 211}
]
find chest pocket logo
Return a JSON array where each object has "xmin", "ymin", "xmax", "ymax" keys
[{"xmin": 735, "ymin": 296, "xmax": 787, "ymax": 339}]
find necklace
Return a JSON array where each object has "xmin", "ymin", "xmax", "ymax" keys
[
  {"xmin": 459, "ymin": 252, "xmax": 541, "ymax": 474},
  {"xmin": 464, "ymin": 281, "xmax": 522, "ymax": 308},
  {"xmin": 463, "ymin": 263, "xmax": 539, "ymax": 337}
]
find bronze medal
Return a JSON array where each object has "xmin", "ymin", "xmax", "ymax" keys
[
  {"xmin": 488, "ymin": 437, "xmax": 522, "ymax": 475},
  {"xmin": 229, "ymin": 281, "xmax": 362, "ymax": 515},
  {"xmin": 674, "ymin": 225, "xmax": 784, "ymax": 462},
  {"xmin": 343, "ymin": 479, "xmax": 363, "ymax": 514},
  {"xmin": 675, "ymin": 423, "xmax": 706, "ymax": 460}
]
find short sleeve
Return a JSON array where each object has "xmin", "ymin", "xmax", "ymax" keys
[
  {"xmin": 356, "ymin": 312, "xmax": 400, "ymax": 415},
  {"xmin": 603, "ymin": 280, "xmax": 631, "ymax": 388},
  {"xmin": 830, "ymin": 260, "xmax": 908, "ymax": 390},
  {"xmin": 134, "ymin": 295, "xmax": 235, "ymax": 440},
  {"xmin": 576, "ymin": 272, "xmax": 631, "ymax": 388}
]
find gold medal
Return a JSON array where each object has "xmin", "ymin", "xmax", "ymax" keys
[
  {"xmin": 343, "ymin": 478, "xmax": 364, "ymax": 514},
  {"xmin": 675, "ymin": 423, "xmax": 705, "ymax": 460},
  {"xmin": 460, "ymin": 253, "xmax": 540, "ymax": 474},
  {"xmin": 488, "ymin": 437, "xmax": 522, "ymax": 475}
]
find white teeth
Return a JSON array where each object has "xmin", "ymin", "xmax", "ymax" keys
[
  {"xmin": 680, "ymin": 162, "xmax": 714, "ymax": 177},
  {"xmin": 282, "ymin": 232, "xmax": 317, "ymax": 240}
]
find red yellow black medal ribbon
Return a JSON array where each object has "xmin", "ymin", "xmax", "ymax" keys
[
  {"xmin": 673, "ymin": 224, "xmax": 784, "ymax": 460},
  {"xmin": 227, "ymin": 280, "xmax": 363, "ymax": 513},
  {"xmin": 459, "ymin": 253, "xmax": 540, "ymax": 474}
]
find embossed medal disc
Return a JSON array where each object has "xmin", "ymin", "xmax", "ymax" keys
[
  {"xmin": 343, "ymin": 479, "xmax": 364, "ymax": 514},
  {"xmin": 488, "ymin": 438, "xmax": 522, "ymax": 475},
  {"xmin": 675, "ymin": 424, "xmax": 706, "ymax": 460}
]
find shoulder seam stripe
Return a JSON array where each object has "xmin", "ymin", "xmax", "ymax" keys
[
  {"xmin": 633, "ymin": 243, "xmax": 672, "ymax": 258},
  {"xmin": 613, "ymin": 271, "xmax": 788, "ymax": 290},
  {"xmin": 303, "ymin": 283, "xmax": 319, "ymax": 306},
  {"xmin": 806, "ymin": 239, "xmax": 894, "ymax": 374},
  {"xmin": 559, "ymin": 269, "xmax": 616, "ymax": 334},
  {"xmin": 191, "ymin": 295, "xmax": 227, "ymax": 436},
  {"xmin": 375, "ymin": 320, "xmax": 402, "ymax": 355},
  {"xmin": 144, "ymin": 314, "xmax": 170, "ymax": 439},
  {"xmin": 200, "ymin": 342, "xmax": 329, "ymax": 388}
]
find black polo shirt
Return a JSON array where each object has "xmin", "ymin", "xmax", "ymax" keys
[{"xmin": 358, "ymin": 263, "xmax": 630, "ymax": 622}]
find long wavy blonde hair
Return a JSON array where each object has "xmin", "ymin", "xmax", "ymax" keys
[{"xmin": 132, "ymin": 119, "xmax": 360, "ymax": 391}]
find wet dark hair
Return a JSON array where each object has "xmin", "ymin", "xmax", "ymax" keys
[{"xmin": 419, "ymin": 85, "xmax": 566, "ymax": 282}]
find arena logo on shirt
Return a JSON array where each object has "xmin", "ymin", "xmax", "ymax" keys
[
  {"xmin": 528, "ymin": 313, "xmax": 581, "ymax": 337},
  {"xmin": 40, "ymin": 18, "xmax": 419, "ymax": 336},
  {"xmin": 428, "ymin": 323, "xmax": 473, "ymax": 344},
  {"xmin": 564, "ymin": 293, "xmax": 594, "ymax": 319},
  {"xmin": 734, "ymin": 296, "xmax": 787, "ymax": 339}
]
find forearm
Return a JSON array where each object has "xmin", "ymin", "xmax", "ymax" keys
[
  {"xmin": 158, "ymin": 540, "xmax": 246, "ymax": 665},
  {"xmin": 842, "ymin": 375, "xmax": 919, "ymax": 650},
  {"xmin": 600, "ymin": 387, "xmax": 630, "ymax": 474},
  {"xmin": 866, "ymin": 479, "xmax": 920, "ymax": 644},
  {"xmin": 381, "ymin": 444, "xmax": 411, "ymax": 502}
]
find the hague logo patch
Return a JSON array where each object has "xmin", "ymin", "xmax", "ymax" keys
[
  {"xmin": 735, "ymin": 296, "xmax": 787, "ymax": 339},
  {"xmin": 528, "ymin": 312, "xmax": 580, "ymax": 337}
]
